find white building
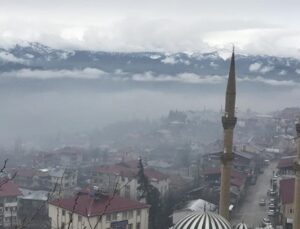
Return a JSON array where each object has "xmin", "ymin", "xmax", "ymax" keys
[
  {"xmin": 45, "ymin": 167, "xmax": 78, "ymax": 198},
  {"xmin": 92, "ymin": 161, "xmax": 169, "ymax": 200},
  {"xmin": 49, "ymin": 187, "xmax": 149, "ymax": 229},
  {"xmin": 0, "ymin": 180, "xmax": 22, "ymax": 228}
]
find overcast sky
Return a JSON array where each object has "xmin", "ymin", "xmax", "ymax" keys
[{"xmin": 1, "ymin": 0, "xmax": 300, "ymax": 56}]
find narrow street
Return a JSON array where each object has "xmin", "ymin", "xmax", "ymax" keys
[{"xmin": 231, "ymin": 162, "xmax": 277, "ymax": 228}]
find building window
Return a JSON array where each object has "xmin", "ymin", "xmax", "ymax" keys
[
  {"xmin": 290, "ymin": 208, "xmax": 293, "ymax": 214},
  {"xmin": 106, "ymin": 214, "xmax": 111, "ymax": 222},
  {"xmin": 62, "ymin": 210, "xmax": 66, "ymax": 216},
  {"xmin": 122, "ymin": 212, "xmax": 127, "ymax": 220},
  {"xmin": 68, "ymin": 212, "xmax": 72, "ymax": 221},
  {"xmin": 127, "ymin": 223, "xmax": 132, "ymax": 229},
  {"xmin": 125, "ymin": 185, "xmax": 130, "ymax": 198},
  {"xmin": 78, "ymin": 215, "xmax": 82, "ymax": 222},
  {"xmin": 112, "ymin": 213, "xmax": 117, "ymax": 220},
  {"xmin": 136, "ymin": 222, "xmax": 141, "ymax": 229},
  {"xmin": 128, "ymin": 210, "xmax": 133, "ymax": 219},
  {"xmin": 136, "ymin": 209, "xmax": 141, "ymax": 216},
  {"xmin": 61, "ymin": 222, "xmax": 65, "ymax": 229}
]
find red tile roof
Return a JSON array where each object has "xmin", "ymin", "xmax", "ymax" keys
[
  {"xmin": 50, "ymin": 190, "xmax": 149, "ymax": 217},
  {"xmin": 0, "ymin": 180, "xmax": 22, "ymax": 197},
  {"xmin": 277, "ymin": 156, "xmax": 296, "ymax": 169},
  {"xmin": 280, "ymin": 178, "xmax": 295, "ymax": 205}
]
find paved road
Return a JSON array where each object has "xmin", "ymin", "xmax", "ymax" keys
[{"xmin": 231, "ymin": 162, "xmax": 277, "ymax": 228}]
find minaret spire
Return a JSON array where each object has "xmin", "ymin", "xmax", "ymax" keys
[
  {"xmin": 225, "ymin": 47, "xmax": 236, "ymax": 118},
  {"xmin": 219, "ymin": 47, "xmax": 237, "ymax": 220},
  {"xmin": 293, "ymin": 119, "xmax": 300, "ymax": 228}
]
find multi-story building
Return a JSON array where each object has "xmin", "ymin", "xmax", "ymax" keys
[
  {"xmin": 11, "ymin": 167, "xmax": 77, "ymax": 198},
  {"xmin": 277, "ymin": 156, "xmax": 296, "ymax": 176},
  {"xmin": 0, "ymin": 180, "xmax": 22, "ymax": 228},
  {"xmin": 279, "ymin": 178, "xmax": 294, "ymax": 229},
  {"xmin": 34, "ymin": 146, "xmax": 84, "ymax": 168},
  {"xmin": 48, "ymin": 187, "xmax": 149, "ymax": 229},
  {"xmin": 18, "ymin": 189, "xmax": 50, "ymax": 229},
  {"xmin": 92, "ymin": 161, "xmax": 169, "ymax": 200}
]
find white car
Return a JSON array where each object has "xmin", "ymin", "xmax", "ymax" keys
[
  {"xmin": 262, "ymin": 217, "xmax": 270, "ymax": 224},
  {"xmin": 267, "ymin": 209, "xmax": 275, "ymax": 216}
]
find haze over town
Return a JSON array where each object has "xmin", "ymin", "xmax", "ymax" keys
[{"xmin": 0, "ymin": 1, "xmax": 299, "ymax": 229}]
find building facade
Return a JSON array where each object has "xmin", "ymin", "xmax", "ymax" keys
[
  {"xmin": 92, "ymin": 162, "xmax": 169, "ymax": 200},
  {"xmin": 0, "ymin": 180, "xmax": 22, "ymax": 228},
  {"xmin": 49, "ymin": 188, "xmax": 149, "ymax": 229}
]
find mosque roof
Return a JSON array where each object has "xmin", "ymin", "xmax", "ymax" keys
[
  {"xmin": 235, "ymin": 223, "xmax": 248, "ymax": 229},
  {"xmin": 173, "ymin": 211, "xmax": 231, "ymax": 229}
]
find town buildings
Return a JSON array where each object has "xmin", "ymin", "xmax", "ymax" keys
[
  {"xmin": 49, "ymin": 187, "xmax": 149, "ymax": 229},
  {"xmin": 12, "ymin": 167, "xmax": 78, "ymax": 198},
  {"xmin": 92, "ymin": 161, "xmax": 169, "ymax": 200}
]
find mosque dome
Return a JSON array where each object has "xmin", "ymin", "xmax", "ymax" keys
[
  {"xmin": 174, "ymin": 211, "xmax": 231, "ymax": 229},
  {"xmin": 235, "ymin": 223, "xmax": 248, "ymax": 229}
]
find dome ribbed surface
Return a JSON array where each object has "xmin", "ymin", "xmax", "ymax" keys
[
  {"xmin": 174, "ymin": 212, "xmax": 231, "ymax": 229},
  {"xmin": 235, "ymin": 223, "xmax": 248, "ymax": 229}
]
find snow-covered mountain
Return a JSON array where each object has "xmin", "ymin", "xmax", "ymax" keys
[{"xmin": 1, "ymin": 42, "xmax": 300, "ymax": 83}]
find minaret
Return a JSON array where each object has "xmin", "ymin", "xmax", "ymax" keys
[
  {"xmin": 219, "ymin": 48, "xmax": 237, "ymax": 220},
  {"xmin": 293, "ymin": 121, "xmax": 300, "ymax": 228}
]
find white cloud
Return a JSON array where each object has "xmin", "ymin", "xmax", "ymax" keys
[
  {"xmin": 296, "ymin": 69, "xmax": 300, "ymax": 74},
  {"xmin": 161, "ymin": 56, "xmax": 177, "ymax": 65},
  {"xmin": 0, "ymin": 1, "xmax": 298, "ymax": 57},
  {"xmin": 25, "ymin": 53, "xmax": 34, "ymax": 59},
  {"xmin": 210, "ymin": 62, "xmax": 218, "ymax": 68},
  {"xmin": 149, "ymin": 55, "xmax": 161, "ymax": 60},
  {"xmin": 278, "ymin": 70, "xmax": 287, "ymax": 75},
  {"xmin": 249, "ymin": 62, "xmax": 261, "ymax": 72},
  {"xmin": 0, "ymin": 51, "xmax": 25, "ymax": 63},
  {"xmin": 131, "ymin": 72, "xmax": 224, "ymax": 84},
  {"xmin": 260, "ymin": 65, "xmax": 274, "ymax": 74},
  {"xmin": 0, "ymin": 68, "xmax": 107, "ymax": 79},
  {"xmin": 239, "ymin": 76, "xmax": 297, "ymax": 86}
]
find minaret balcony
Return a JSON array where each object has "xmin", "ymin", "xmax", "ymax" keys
[{"xmin": 222, "ymin": 116, "xmax": 237, "ymax": 129}]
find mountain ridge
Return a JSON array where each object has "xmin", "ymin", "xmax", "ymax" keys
[{"xmin": 0, "ymin": 42, "xmax": 300, "ymax": 83}]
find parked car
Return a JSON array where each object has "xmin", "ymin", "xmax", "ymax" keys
[
  {"xmin": 269, "ymin": 203, "xmax": 275, "ymax": 209},
  {"xmin": 259, "ymin": 198, "xmax": 266, "ymax": 206},
  {"xmin": 268, "ymin": 209, "xmax": 275, "ymax": 216},
  {"xmin": 262, "ymin": 217, "xmax": 271, "ymax": 226}
]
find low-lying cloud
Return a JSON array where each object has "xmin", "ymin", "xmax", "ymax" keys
[
  {"xmin": 1, "ymin": 68, "xmax": 299, "ymax": 88},
  {"xmin": 0, "ymin": 51, "xmax": 25, "ymax": 63},
  {"xmin": 239, "ymin": 76, "xmax": 298, "ymax": 86},
  {"xmin": 1, "ymin": 68, "xmax": 107, "ymax": 79},
  {"xmin": 131, "ymin": 72, "xmax": 224, "ymax": 84}
]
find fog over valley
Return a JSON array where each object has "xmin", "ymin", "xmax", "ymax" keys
[{"xmin": 0, "ymin": 43, "xmax": 299, "ymax": 145}]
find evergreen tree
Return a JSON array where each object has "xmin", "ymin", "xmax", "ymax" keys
[
  {"xmin": 137, "ymin": 158, "xmax": 161, "ymax": 229},
  {"xmin": 137, "ymin": 158, "xmax": 149, "ymax": 199}
]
